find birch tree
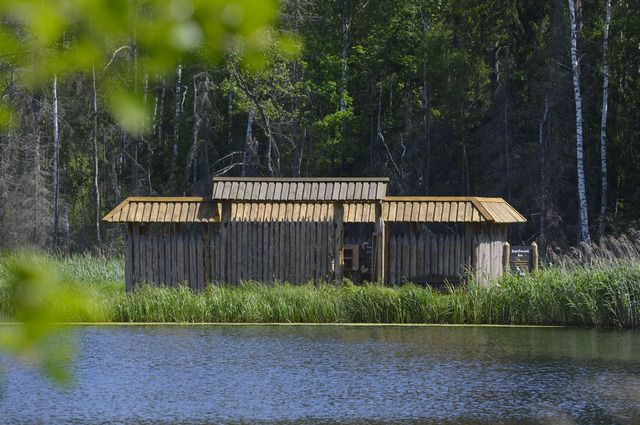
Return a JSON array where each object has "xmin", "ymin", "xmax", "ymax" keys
[
  {"xmin": 567, "ymin": 0, "xmax": 591, "ymax": 244},
  {"xmin": 598, "ymin": 0, "xmax": 611, "ymax": 237},
  {"xmin": 91, "ymin": 65, "xmax": 101, "ymax": 250},
  {"xmin": 52, "ymin": 76, "xmax": 60, "ymax": 248}
]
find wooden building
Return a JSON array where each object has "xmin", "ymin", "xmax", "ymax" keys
[{"xmin": 103, "ymin": 177, "xmax": 526, "ymax": 290}]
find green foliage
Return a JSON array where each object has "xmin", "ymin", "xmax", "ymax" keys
[
  {"xmin": 0, "ymin": 251, "xmax": 108, "ymax": 382},
  {"xmin": 0, "ymin": 0, "xmax": 281, "ymax": 130}
]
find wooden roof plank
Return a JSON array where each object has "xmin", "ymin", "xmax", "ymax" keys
[
  {"xmin": 368, "ymin": 183, "xmax": 377, "ymax": 200},
  {"xmin": 448, "ymin": 202, "xmax": 458, "ymax": 222},
  {"xmin": 434, "ymin": 202, "xmax": 443, "ymax": 223},
  {"xmin": 157, "ymin": 202, "xmax": 167, "ymax": 223},
  {"xmin": 150, "ymin": 202, "xmax": 160, "ymax": 222},
  {"xmin": 361, "ymin": 182, "xmax": 370, "ymax": 202},
  {"xmin": 411, "ymin": 201, "xmax": 420, "ymax": 222},
  {"xmin": 180, "ymin": 203, "xmax": 190, "ymax": 222}
]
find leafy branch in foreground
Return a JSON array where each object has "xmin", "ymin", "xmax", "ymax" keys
[
  {"xmin": 0, "ymin": 0, "xmax": 287, "ymax": 131},
  {"xmin": 0, "ymin": 254, "xmax": 105, "ymax": 383}
]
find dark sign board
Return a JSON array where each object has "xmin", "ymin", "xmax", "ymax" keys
[{"xmin": 510, "ymin": 246, "xmax": 531, "ymax": 273}]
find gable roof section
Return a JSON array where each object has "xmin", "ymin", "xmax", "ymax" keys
[
  {"xmin": 383, "ymin": 197, "xmax": 526, "ymax": 223},
  {"xmin": 212, "ymin": 177, "xmax": 389, "ymax": 202},
  {"xmin": 102, "ymin": 197, "xmax": 219, "ymax": 223}
]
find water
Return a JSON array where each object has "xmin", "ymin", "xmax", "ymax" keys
[{"xmin": 2, "ymin": 325, "xmax": 640, "ymax": 424}]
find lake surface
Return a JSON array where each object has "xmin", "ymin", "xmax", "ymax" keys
[{"xmin": 1, "ymin": 325, "xmax": 640, "ymax": 424}]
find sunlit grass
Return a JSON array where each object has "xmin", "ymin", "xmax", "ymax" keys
[{"xmin": 1, "ymin": 251, "xmax": 640, "ymax": 327}]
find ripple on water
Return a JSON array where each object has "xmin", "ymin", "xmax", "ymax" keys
[{"xmin": 1, "ymin": 326, "xmax": 640, "ymax": 424}]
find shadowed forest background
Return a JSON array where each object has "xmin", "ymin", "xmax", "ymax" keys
[{"xmin": 1, "ymin": 0, "xmax": 638, "ymax": 255}]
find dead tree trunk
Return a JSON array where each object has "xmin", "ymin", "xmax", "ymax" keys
[
  {"xmin": 171, "ymin": 64, "xmax": 182, "ymax": 187},
  {"xmin": 567, "ymin": 0, "xmax": 591, "ymax": 244},
  {"xmin": 52, "ymin": 75, "xmax": 60, "ymax": 248},
  {"xmin": 183, "ymin": 76, "xmax": 202, "ymax": 194},
  {"xmin": 598, "ymin": 0, "xmax": 611, "ymax": 238},
  {"xmin": 242, "ymin": 110, "xmax": 255, "ymax": 177},
  {"xmin": 92, "ymin": 65, "xmax": 101, "ymax": 250}
]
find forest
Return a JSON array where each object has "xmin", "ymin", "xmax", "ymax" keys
[{"xmin": 0, "ymin": 0, "xmax": 638, "ymax": 256}]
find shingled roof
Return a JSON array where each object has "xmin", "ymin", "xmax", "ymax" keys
[
  {"xmin": 102, "ymin": 197, "xmax": 218, "ymax": 223},
  {"xmin": 212, "ymin": 177, "xmax": 389, "ymax": 202},
  {"xmin": 383, "ymin": 197, "xmax": 526, "ymax": 223}
]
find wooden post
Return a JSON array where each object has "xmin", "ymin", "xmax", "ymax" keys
[
  {"xmin": 125, "ymin": 223, "xmax": 134, "ymax": 291},
  {"xmin": 374, "ymin": 202, "xmax": 386, "ymax": 283},
  {"xmin": 203, "ymin": 223, "xmax": 210, "ymax": 287},
  {"xmin": 132, "ymin": 223, "xmax": 141, "ymax": 287},
  {"xmin": 531, "ymin": 241, "xmax": 539, "ymax": 271},
  {"xmin": 221, "ymin": 201, "xmax": 230, "ymax": 284},
  {"xmin": 334, "ymin": 202, "xmax": 344, "ymax": 281},
  {"xmin": 502, "ymin": 241, "xmax": 510, "ymax": 275}
]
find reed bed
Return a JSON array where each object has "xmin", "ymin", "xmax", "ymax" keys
[{"xmin": 1, "ymin": 251, "xmax": 640, "ymax": 327}]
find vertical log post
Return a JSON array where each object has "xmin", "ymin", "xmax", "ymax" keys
[
  {"xmin": 203, "ymin": 223, "xmax": 210, "ymax": 287},
  {"xmin": 334, "ymin": 202, "xmax": 344, "ymax": 282},
  {"xmin": 502, "ymin": 241, "xmax": 510, "ymax": 275},
  {"xmin": 531, "ymin": 241, "xmax": 539, "ymax": 271},
  {"xmin": 374, "ymin": 202, "xmax": 386, "ymax": 283},
  {"xmin": 221, "ymin": 201, "xmax": 231, "ymax": 284},
  {"xmin": 125, "ymin": 223, "xmax": 134, "ymax": 291}
]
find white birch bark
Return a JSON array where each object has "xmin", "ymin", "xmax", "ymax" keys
[
  {"xmin": 598, "ymin": 0, "xmax": 611, "ymax": 237},
  {"xmin": 92, "ymin": 65, "xmax": 101, "ymax": 249},
  {"xmin": 567, "ymin": 0, "xmax": 591, "ymax": 244},
  {"xmin": 52, "ymin": 75, "xmax": 60, "ymax": 248},
  {"xmin": 171, "ymin": 65, "xmax": 182, "ymax": 185},
  {"xmin": 242, "ymin": 110, "xmax": 254, "ymax": 177},
  {"xmin": 183, "ymin": 76, "xmax": 202, "ymax": 193}
]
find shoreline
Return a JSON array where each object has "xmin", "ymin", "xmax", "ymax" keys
[{"xmin": 1, "ymin": 321, "xmax": 568, "ymax": 327}]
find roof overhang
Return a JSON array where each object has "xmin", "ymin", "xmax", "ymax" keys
[
  {"xmin": 102, "ymin": 197, "xmax": 219, "ymax": 223},
  {"xmin": 383, "ymin": 196, "xmax": 526, "ymax": 223}
]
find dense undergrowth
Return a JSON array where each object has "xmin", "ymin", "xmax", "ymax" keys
[{"xmin": 1, "ymin": 251, "xmax": 639, "ymax": 327}]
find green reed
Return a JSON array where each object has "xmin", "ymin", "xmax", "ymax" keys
[{"xmin": 1, "ymin": 251, "xmax": 640, "ymax": 327}]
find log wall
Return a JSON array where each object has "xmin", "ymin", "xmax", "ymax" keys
[
  {"xmin": 125, "ymin": 221, "xmax": 337, "ymax": 290},
  {"xmin": 124, "ymin": 221, "xmax": 508, "ymax": 290},
  {"xmin": 472, "ymin": 223, "xmax": 508, "ymax": 286},
  {"xmin": 387, "ymin": 232, "xmax": 472, "ymax": 285},
  {"xmin": 208, "ymin": 220, "xmax": 336, "ymax": 284},
  {"xmin": 126, "ymin": 224, "xmax": 207, "ymax": 291}
]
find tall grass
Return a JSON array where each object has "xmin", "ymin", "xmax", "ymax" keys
[{"xmin": 1, "ymin": 250, "xmax": 640, "ymax": 326}]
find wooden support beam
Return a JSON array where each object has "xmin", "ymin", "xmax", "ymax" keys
[
  {"xmin": 125, "ymin": 223, "xmax": 134, "ymax": 291},
  {"xmin": 503, "ymin": 241, "xmax": 510, "ymax": 275},
  {"xmin": 334, "ymin": 202, "xmax": 344, "ymax": 281},
  {"xmin": 531, "ymin": 241, "xmax": 539, "ymax": 271},
  {"xmin": 374, "ymin": 202, "xmax": 386, "ymax": 283}
]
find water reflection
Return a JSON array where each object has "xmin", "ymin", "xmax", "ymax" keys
[{"xmin": 2, "ymin": 325, "xmax": 640, "ymax": 424}]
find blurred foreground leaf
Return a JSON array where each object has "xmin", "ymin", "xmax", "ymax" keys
[
  {"xmin": 0, "ymin": 255, "xmax": 104, "ymax": 383},
  {"xmin": 0, "ymin": 0, "xmax": 281, "ymax": 129}
]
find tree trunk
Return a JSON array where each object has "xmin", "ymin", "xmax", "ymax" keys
[
  {"xmin": 598, "ymin": 0, "xmax": 611, "ymax": 238},
  {"xmin": 567, "ymin": 0, "xmax": 591, "ymax": 244},
  {"xmin": 339, "ymin": 0, "xmax": 349, "ymax": 112},
  {"xmin": 157, "ymin": 78, "xmax": 166, "ymax": 145},
  {"xmin": 52, "ymin": 75, "xmax": 60, "ymax": 249},
  {"xmin": 92, "ymin": 65, "xmax": 101, "ymax": 250},
  {"xmin": 420, "ymin": 0, "xmax": 430, "ymax": 193},
  {"xmin": 539, "ymin": 95, "xmax": 549, "ymax": 249},
  {"xmin": 183, "ymin": 77, "xmax": 202, "ymax": 194},
  {"xmin": 242, "ymin": 110, "xmax": 255, "ymax": 177},
  {"xmin": 171, "ymin": 64, "xmax": 182, "ymax": 187}
]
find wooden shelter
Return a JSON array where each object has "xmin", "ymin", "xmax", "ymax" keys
[{"xmin": 103, "ymin": 178, "xmax": 526, "ymax": 290}]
